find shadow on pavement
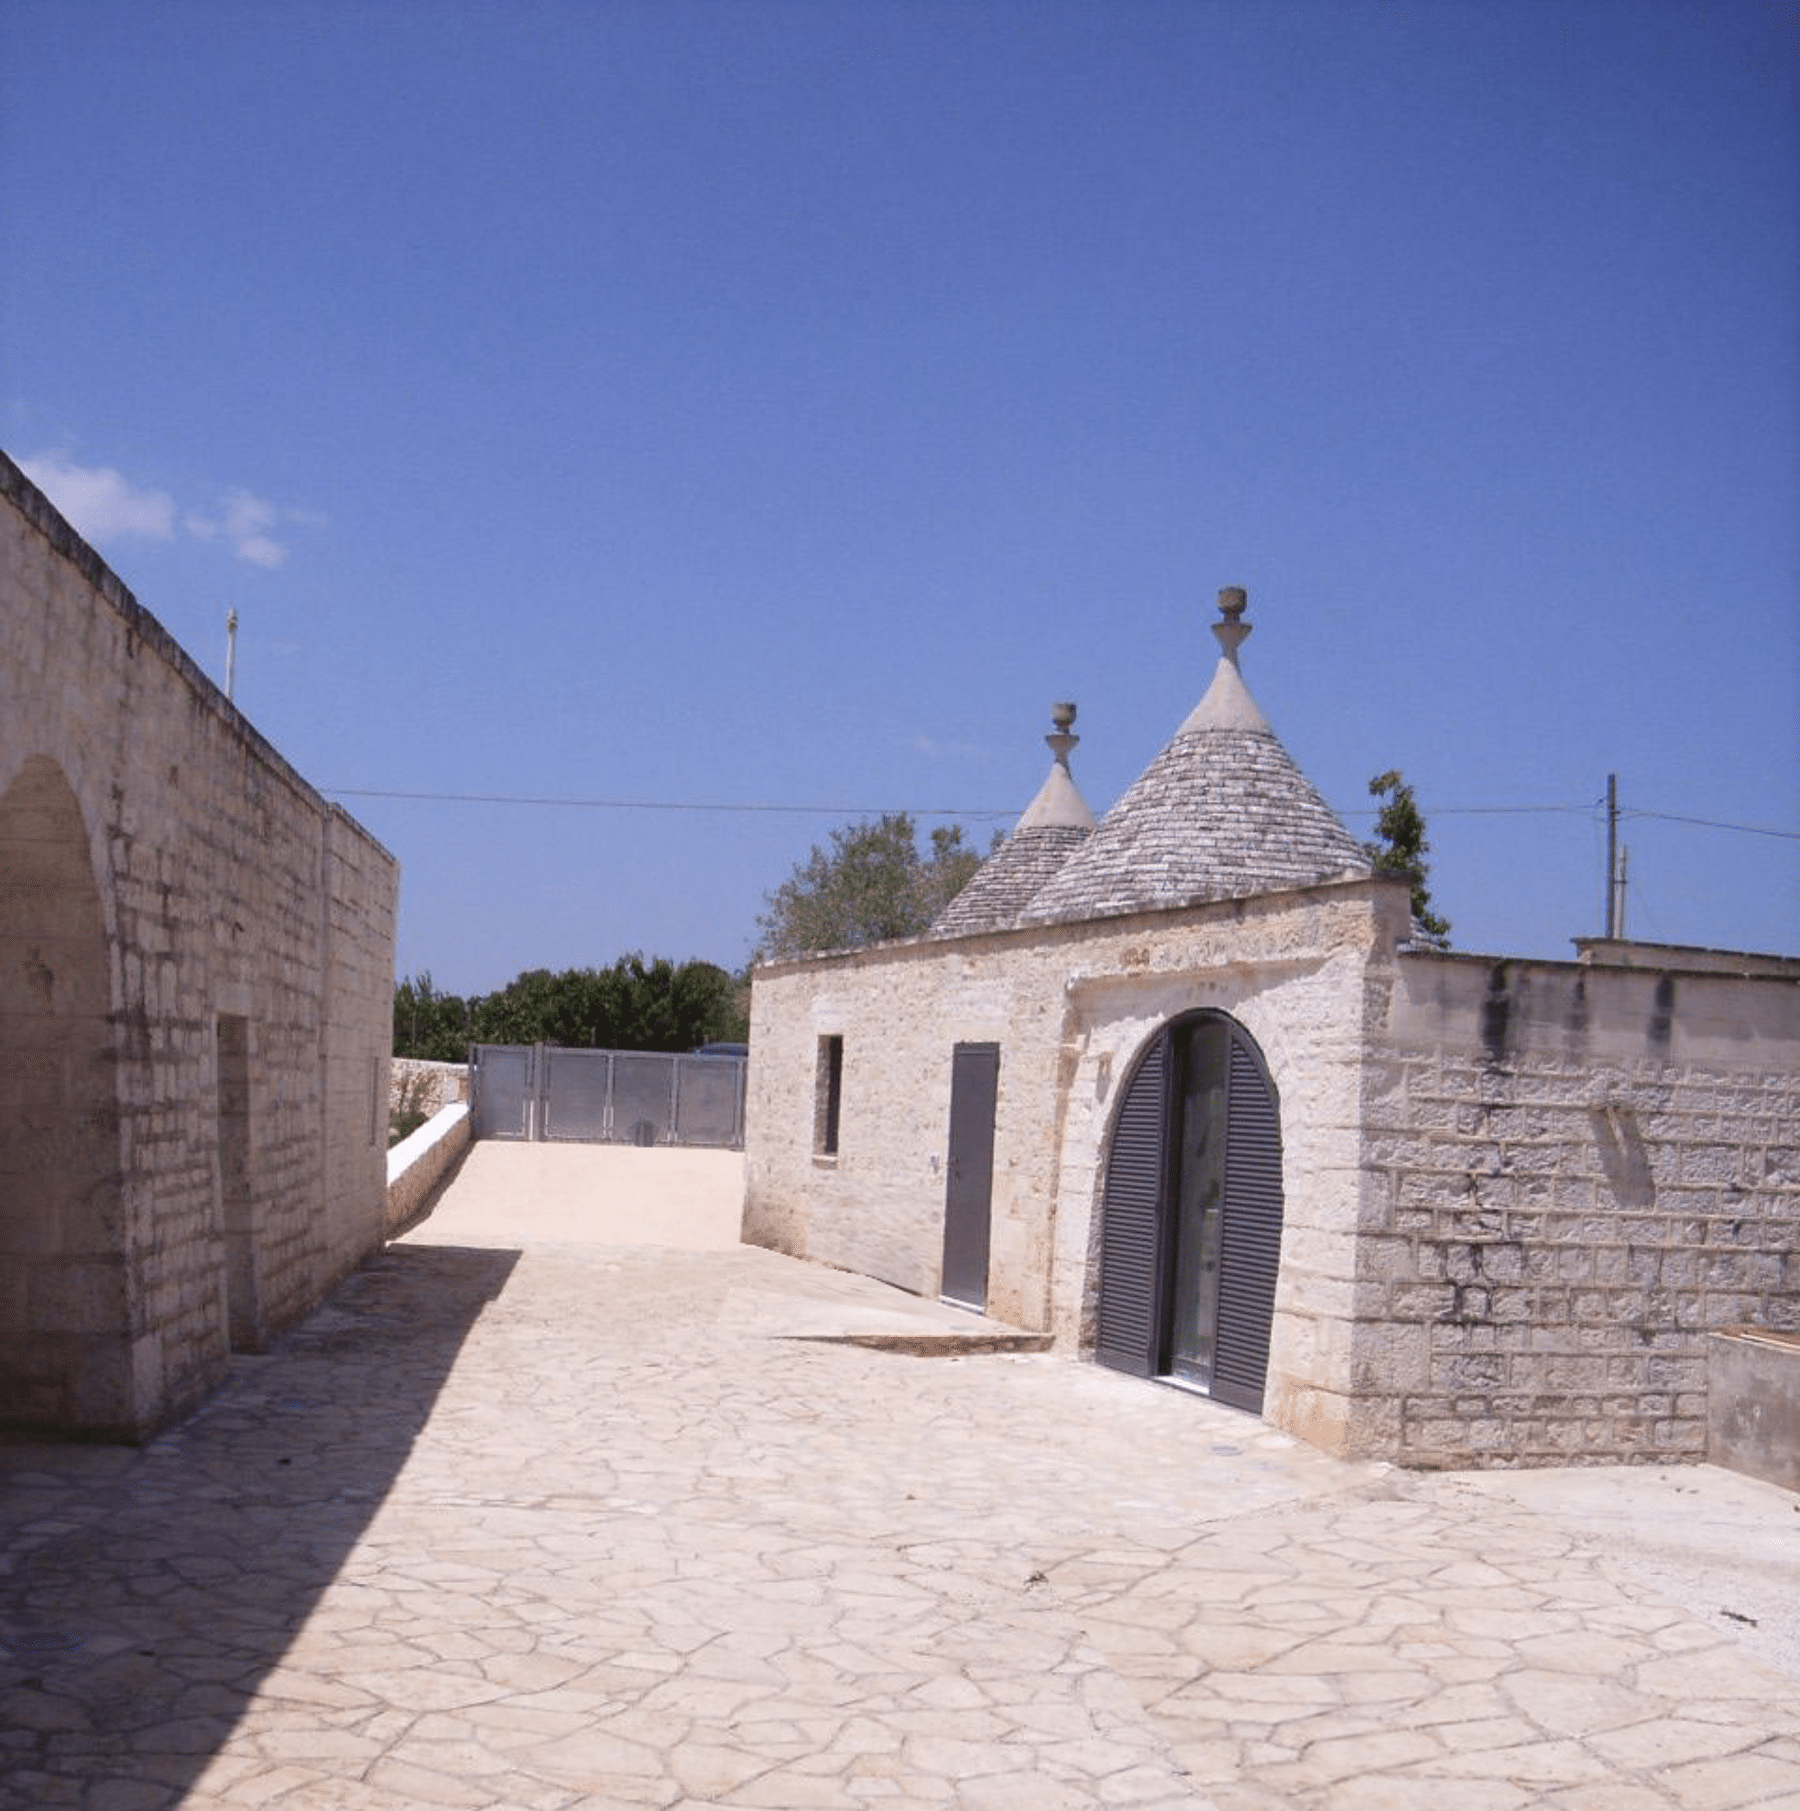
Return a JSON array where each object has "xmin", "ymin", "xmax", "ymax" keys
[{"xmin": 0, "ymin": 1240, "xmax": 517, "ymax": 1809}]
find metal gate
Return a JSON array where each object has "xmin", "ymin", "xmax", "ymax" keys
[{"xmin": 470, "ymin": 1044, "xmax": 747, "ymax": 1148}]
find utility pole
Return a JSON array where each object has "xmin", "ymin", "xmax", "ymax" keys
[
  {"xmin": 1604, "ymin": 773, "xmax": 1618, "ymax": 938},
  {"xmin": 1616, "ymin": 844, "xmax": 1629, "ymax": 940},
  {"xmin": 225, "ymin": 608, "xmax": 238, "ymax": 702}
]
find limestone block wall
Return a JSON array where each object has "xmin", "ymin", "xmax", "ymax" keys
[
  {"xmin": 390, "ymin": 1058, "xmax": 471, "ymax": 1119},
  {"xmin": 745, "ymin": 879, "xmax": 1407, "ymax": 1447},
  {"xmin": 0, "ymin": 453, "xmax": 398, "ymax": 1439},
  {"xmin": 1354, "ymin": 949, "xmax": 1800, "ymax": 1467},
  {"xmin": 1042, "ymin": 887, "xmax": 1404, "ymax": 1459}
]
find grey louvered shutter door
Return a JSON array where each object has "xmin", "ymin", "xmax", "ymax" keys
[
  {"xmin": 1095, "ymin": 1035, "xmax": 1166, "ymax": 1376},
  {"xmin": 1211, "ymin": 1032, "xmax": 1284, "ymax": 1412}
]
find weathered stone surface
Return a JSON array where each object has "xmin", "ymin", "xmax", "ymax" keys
[
  {"xmin": 7, "ymin": 1154, "xmax": 1799, "ymax": 1810},
  {"xmin": 0, "ymin": 452, "xmax": 396, "ymax": 1439}
]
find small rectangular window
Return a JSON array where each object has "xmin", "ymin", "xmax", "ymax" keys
[{"xmin": 815, "ymin": 1034, "xmax": 843, "ymax": 1157}]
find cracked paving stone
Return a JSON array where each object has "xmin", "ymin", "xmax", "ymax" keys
[{"xmin": 2, "ymin": 1149, "xmax": 1795, "ymax": 1811}]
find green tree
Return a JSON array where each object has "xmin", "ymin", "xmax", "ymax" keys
[
  {"xmin": 393, "ymin": 972, "xmax": 473, "ymax": 1062},
  {"xmin": 406, "ymin": 955, "xmax": 750, "ymax": 1055},
  {"xmin": 754, "ymin": 812, "xmax": 990, "ymax": 960},
  {"xmin": 1364, "ymin": 769, "xmax": 1451, "ymax": 948}
]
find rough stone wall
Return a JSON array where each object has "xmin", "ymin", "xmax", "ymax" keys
[
  {"xmin": 0, "ymin": 453, "xmax": 397, "ymax": 1439},
  {"xmin": 744, "ymin": 879, "xmax": 1409, "ymax": 1446},
  {"xmin": 389, "ymin": 1058, "xmax": 471, "ymax": 1119},
  {"xmin": 1353, "ymin": 950, "xmax": 1800, "ymax": 1467}
]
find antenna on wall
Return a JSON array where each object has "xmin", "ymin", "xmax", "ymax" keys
[{"xmin": 225, "ymin": 608, "xmax": 238, "ymax": 702}]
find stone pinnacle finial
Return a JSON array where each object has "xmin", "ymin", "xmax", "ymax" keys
[
  {"xmin": 1213, "ymin": 585, "xmax": 1252, "ymax": 667},
  {"xmin": 1046, "ymin": 700, "xmax": 1079, "ymax": 769}
]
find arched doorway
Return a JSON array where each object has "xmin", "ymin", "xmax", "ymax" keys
[
  {"xmin": 1094, "ymin": 1011, "xmax": 1284, "ymax": 1413},
  {"xmin": 0, "ymin": 756, "xmax": 130, "ymax": 1436}
]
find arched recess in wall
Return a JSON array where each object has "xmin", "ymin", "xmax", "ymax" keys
[
  {"xmin": 0, "ymin": 756, "xmax": 132, "ymax": 1437},
  {"xmin": 1094, "ymin": 1010, "xmax": 1284, "ymax": 1414}
]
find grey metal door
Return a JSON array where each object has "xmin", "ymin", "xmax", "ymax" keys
[
  {"xmin": 1095, "ymin": 1034, "xmax": 1165, "ymax": 1375},
  {"xmin": 1211, "ymin": 1032, "xmax": 1285, "ymax": 1412},
  {"xmin": 1095, "ymin": 1014, "xmax": 1284, "ymax": 1413},
  {"xmin": 941, "ymin": 1043, "xmax": 999, "ymax": 1312}
]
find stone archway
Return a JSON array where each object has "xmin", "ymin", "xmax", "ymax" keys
[{"xmin": 0, "ymin": 756, "xmax": 134, "ymax": 1436}]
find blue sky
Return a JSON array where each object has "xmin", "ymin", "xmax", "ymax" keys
[{"xmin": 5, "ymin": 0, "xmax": 1795, "ymax": 993}]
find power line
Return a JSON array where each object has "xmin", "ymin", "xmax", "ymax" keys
[
  {"xmin": 1622, "ymin": 808, "xmax": 1800, "ymax": 843},
  {"xmin": 1336, "ymin": 803, "xmax": 1594, "ymax": 819},
  {"xmin": 325, "ymin": 784, "xmax": 1795, "ymax": 843},
  {"xmin": 325, "ymin": 787, "xmax": 1015, "ymax": 820}
]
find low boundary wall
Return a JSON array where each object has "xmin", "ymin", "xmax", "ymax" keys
[
  {"xmin": 386, "ymin": 1103, "xmax": 472, "ymax": 1236},
  {"xmin": 1708, "ymin": 1328, "xmax": 1800, "ymax": 1493},
  {"xmin": 391, "ymin": 1058, "xmax": 470, "ymax": 1117}
]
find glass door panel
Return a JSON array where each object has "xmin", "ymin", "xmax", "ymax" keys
[{"xmin": 1165, "ymin": 1017, "xmax": 1228, "ymax": 1386}]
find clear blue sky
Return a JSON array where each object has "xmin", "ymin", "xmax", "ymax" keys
[{"xmin": 5, "ymin": 0, "xmax": 1795, "ymax": 994}]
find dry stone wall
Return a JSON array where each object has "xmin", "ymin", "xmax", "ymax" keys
[
  {"xmin": 390, "ymin": 1058, "xmax": 470, "ymax": 1120},
  {"xmin": 1353, "ymin": 950, "xmax": 1800, "ymax": 1466},
  {"xmin": 1, "ymin": 453, "xmax": 397, "ymax": 1438}
]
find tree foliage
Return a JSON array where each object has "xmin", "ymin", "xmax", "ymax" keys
[
  {"xmin": 1363, "ymin": 769, "xmax": 1451, "ymax": 948},
  {"xmin": 754, "ymin": 811, "xmax": 992, "ymax": 960},
  {"xmin": 393, "ymin": 972, "xmax": 472, "ymax": 1063},
  {"xmin": 392, "ymin": 956, "xmax": 748, "ymax": 1060}
]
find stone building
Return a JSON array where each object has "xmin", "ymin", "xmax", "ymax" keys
[
  {"xmin": 1, "ymin": 452, "xmax": 398, "ymax": 1440},
  {"xmin": 743, "ymin": 589, "xmax": 1799, "ymax": 1468}
]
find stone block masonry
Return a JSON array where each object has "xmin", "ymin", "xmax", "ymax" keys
[
  {"xmin": 1358, "ymin": 949, "xmax": 1799, "ymax": 1467},
  {"xmin": 746, "ymin": 880, "xmax": 1403, "ymax": 1450},
  {"xmin": 745, "ymin": 874, "xmax": 1798, "ymax": 1470},
  {"xmin": 0, "ymin": 451, "xmax": 398, "ymax": 1439},
  {"xmin": 389, "ymin": 1057, "xmax": 470, "ymax": 1120}
]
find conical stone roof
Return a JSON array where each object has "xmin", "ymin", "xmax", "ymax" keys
[
  {"xmin": 929, "ymin": 703, "xmax": 1096, "ymax": 938},
  {"xmin": 1018, "ymin": 589, "xmax": 1369, "ymax": 925}
]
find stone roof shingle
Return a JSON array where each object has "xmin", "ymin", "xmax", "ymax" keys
[
  {"xmin": 928, "ymin": 703, "xmax": 1097, "ymax": 938},
  {"xmin": 929, "ymin": 824, "xmax": 1093, "ymax": 938},
  {"xmin": 1019, "ymin": 590, "xmax": 1370, "ymax": 925}
]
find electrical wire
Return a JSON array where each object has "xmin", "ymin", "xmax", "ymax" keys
[
  {"xmin": 323, "ymin": 784, "xmax": 1795, "ymax": 841},
  {"xmin": 1621, "ymin": 809, "xmax": 1800, "ymax": 842},
  {"xmin": 325, "ymin": 787, "xmax": 1014, "ymax": 820}
]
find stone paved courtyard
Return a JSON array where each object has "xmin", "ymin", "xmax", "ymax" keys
[{"xmin": 2, "ymin": 1144, "xmax": 1797, "ymax": 1810}]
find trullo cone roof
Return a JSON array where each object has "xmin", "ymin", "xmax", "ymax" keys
[
  {"xmin": 1018, "ymin": 589, "xmax": 1369, "ymax": 925},
  {"xmin": 929, "ymin": 703, "xmax": 1096, "ymax": 938}
]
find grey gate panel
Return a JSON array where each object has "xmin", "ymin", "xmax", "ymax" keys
[
  {"xmin": 612, "ymin": 1052, "xmax": 676, "ymax": 1146},
  {"xmin": 471, "ymin": 1043, "xmax": 536, "ymax": 1141},
  {"xmin": 471, "ymin": 1043, "xmax": 746, "ymax": 1148},
  {"xmin": 542, "ymin": 1047, "xmax": 612, "ymax": 1141},
  {"xmin": 673, "ymin": 1057, "xmax": 746, "ymax": 1148},
  {"xmin": 940, "ymin": 1043, "xmax": 1000, "ymax": 1312}
]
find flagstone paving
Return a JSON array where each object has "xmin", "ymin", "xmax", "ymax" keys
[{"xmin": 2, "ymin": 1148, "xmax": 1796, "ymax": 1809}]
